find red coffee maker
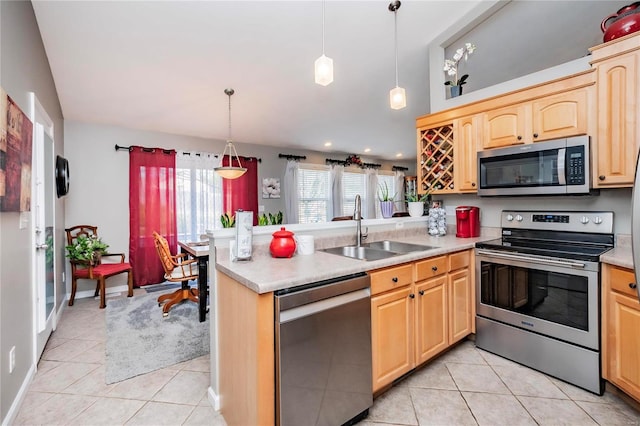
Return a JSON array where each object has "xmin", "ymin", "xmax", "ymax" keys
[{"xmin": 455, "ymin": 206, "xmax": 480, "ymax": 238}]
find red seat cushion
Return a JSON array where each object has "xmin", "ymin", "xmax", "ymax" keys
[{"xmin": 75, "ymin": 263, "xmax": 131, "ymax": 278}]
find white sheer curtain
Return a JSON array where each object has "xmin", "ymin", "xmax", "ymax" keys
[
  {"xmin": 364, "ymin": 167, "xmax": 378, "ymax": 220},
  {"xmin": 176, "ymin": 151, "xmax": 222, "ymax": 241},
  {"xmin": 329, "ymin": 164, "xmax": 344, "ymax": 219},
  {"xmin": 283, "ymin": 160, "xmax": 299, "ymax": 224},
  {"xmin": 395, "ymin": 170, "xmax": 406, "ymax": 212}
]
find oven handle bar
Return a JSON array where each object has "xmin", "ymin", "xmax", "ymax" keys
[{"xmin": 476, "ymin": 249, "xmax": 586, "ymax": 269}]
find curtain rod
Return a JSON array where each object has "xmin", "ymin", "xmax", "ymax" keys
[
  {"xmin": 279, "ymin": 153, "xmax": 306, "ymax": 161},
  {"xmin": 325, "ymin": 158, "xmax": 381, "ymax": 169},
  {"xmin": 114, "ymin": 144, "xmax": 173, "ymax": 154},
  {"xmin": 115, "ymin": 144, "xmax": 261, "ymax": 161},
  {"xmin": 392, "ymin": 165, "xmax": 409, "ymax": 171}
]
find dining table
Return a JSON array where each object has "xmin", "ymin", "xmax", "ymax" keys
[{"xmin": 178, "ymin": 241, "xmax": 209, "ymax": 322}]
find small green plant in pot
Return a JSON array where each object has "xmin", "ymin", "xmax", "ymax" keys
[
  {"xmin": 220, "ymin": 213, "xmax": 235, "ymax": 228},
  {"xmin": 405, "ymin": 192, "xmax": 430, "ymax": 217},
  {"xmin": 378, "ymin": 182, "xmax": 397, "ymax": 218},
  {"xmin": 65, "ymin": 235, "xmax": 109, "ymax": 265}
]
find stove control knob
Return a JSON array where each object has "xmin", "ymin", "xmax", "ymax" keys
[
  {"xmin": 515, "ymin": 214, "xmax": 523, "ymax": 222},
  {"xmin": 581, "ymin": 216, "xmax": 590, "ymax": 224},
  {"xmin": 506, "ymin": 214, "xmax": 514, "ymax": 222},
  {"xmin": 594, "ymin": 216, "xmax": 603, "ymax": 225}
]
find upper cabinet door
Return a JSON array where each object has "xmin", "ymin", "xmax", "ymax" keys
[
  {"xmin": 482, "ymin": 104, "xmax": 527, "ymax": 149},
  {"xmin": 594, "ymin": 51, "xmax": 639, "ymax": 187},
  {"xmin": 532, "ymin": 88, "xmax": 589, "ymax": 142},
  {"xmin": 454, "ymin": 115, "xmax": 481, "ymax": 192}
]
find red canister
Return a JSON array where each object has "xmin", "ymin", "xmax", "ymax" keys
[
  {"xmin": 601, "ymin": 2, "xmax": 640, "ymax": 42},
  {"xmin": 269, "ymin": 227, "xmax": 297, "ymax": 258}
]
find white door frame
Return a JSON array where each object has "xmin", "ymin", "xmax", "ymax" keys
[{"xmin": 29, "ymin": 92, "xmax": 55, "ymax": 364}]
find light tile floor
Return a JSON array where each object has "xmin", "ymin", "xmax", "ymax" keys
[{"xmin": 12, "ymin": 290, "xmax": 640, "ymax": 425}]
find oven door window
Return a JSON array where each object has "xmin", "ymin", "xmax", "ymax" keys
[
  {"xmin": 480, "ymin": 261, "xmax": 588, "ymax": 331},
  {"xmin": 480, "ymin": 149, "xmax": 559, "ymax": 189}
]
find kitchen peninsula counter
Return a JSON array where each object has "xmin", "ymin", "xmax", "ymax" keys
[{"xmin": 215, "ymin": 233, "xmax": 493, "ymax": 294}]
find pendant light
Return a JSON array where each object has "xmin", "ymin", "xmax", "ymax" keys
[
  {"xmin": 214, "ymin": 88, "xmax": 247, "ymax": 179},
  {"xmin": 389, "ymin": 1, "xmax": 406, "ymax": 110},
  {"xmin": 314, "ymin": 0, "xmax": 334, "ymax": 86}
]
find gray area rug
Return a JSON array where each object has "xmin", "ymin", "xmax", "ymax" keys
[{"xmin": 105, "ymin": 292, "xmax": 209, "ymax": 384}]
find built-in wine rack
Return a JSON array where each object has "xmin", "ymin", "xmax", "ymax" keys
[{"xmin": 418, "ymin": 124, "xmax": 454, "ymax": 194}]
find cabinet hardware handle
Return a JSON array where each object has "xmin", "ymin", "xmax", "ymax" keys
[
  {"xmin": 431, "ymin": 266, "xmax": 438, "ymax": 271},
  {"xmin": 533, "ymin": 133, "xmax": 538, "ymax": 138},
  {"xmin": 598, "ymin": 175, "xmax": 605, "ymax": 181},
  {"xmin": 630, "ymin": 283, "xmax": 637, "ymax": 289},
  {"xmin": 392, "ymin": 277, "xmax": 398, "ymax": 283},
  {"xmin": 419, "ymin": 290, "xmax": 425, "ymax": 296},
  {"xmin": 409, "ymin": 293, "xmax": 415, "ymax": 299},
  {"xmin": 517, "ymin": 136, "xmax": 522, "ymax": 140},
  {"xmin": 471, "ymin": 182, "xmax": 476, "ymax": 187}
]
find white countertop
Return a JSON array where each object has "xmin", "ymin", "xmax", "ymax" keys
[{"xmin": 215, "ymin": 233, "xmax": 493, "ymax": 294}]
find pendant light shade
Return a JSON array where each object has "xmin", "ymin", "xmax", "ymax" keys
[
  {"xmin": 390, "ymin": 86, "xmax": 407, "ymax": 110},
  {"xmin": 214, "ymin": 88, "xmax": 247, "ymax": 179},
  {"xmin": 314, "ymin": 0, "xmax": 333, "ymax": 86},
  {"xmin": 315, "ymin": 54, "xmax": 334, "ymax": 86},
  {"xmin": 389, "ymin": 1, "xmax": 406, "ymax": 110}
]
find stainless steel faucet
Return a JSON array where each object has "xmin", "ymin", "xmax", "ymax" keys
[{"xmin": 354, "ymin": 194, "xmax": 367, "ymax": 247}]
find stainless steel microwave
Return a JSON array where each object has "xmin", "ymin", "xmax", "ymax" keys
[{"xmin": 477, "ymin": 136, "xmax": 591, "ymax": 196}]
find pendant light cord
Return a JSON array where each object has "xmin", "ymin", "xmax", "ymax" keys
[
  {"xmin": 394, "ymin": 8, "xmax": 399, "ymax": 87},
  {"xmin": 227, "ymin": 92, "xmax": 232, "ymax": 142},
  {"xmin": 322, "ymin": 0, "xmax": 326, "ymax": 54}
]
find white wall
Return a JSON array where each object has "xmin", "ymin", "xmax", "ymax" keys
[
  {"xmin": 440, "ymin": 188, "xmax": 633, "ymax": 236},
  {"xmin": 0, "ymin": 1, "xmax": 65, "ymax": 423},
  {"xmin": 64, "ymin": 120, "xmax": 415, "ymax": 294}
]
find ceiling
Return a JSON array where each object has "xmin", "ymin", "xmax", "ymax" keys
[{"xmin": 31, "ymin": 1, "xmax": 625, "ymax": 160}]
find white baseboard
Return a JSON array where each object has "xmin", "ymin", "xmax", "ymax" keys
[
  {"xmin": 1, "ymin": 363, "xmax": 36, "ymax": 426},
  {"xmin": 207, "ymin": 386, "xmax": 221, "ymax": 411},
  {"xmin": 66, "ymin": 284, "xmax": 131, "ymax": 302}
]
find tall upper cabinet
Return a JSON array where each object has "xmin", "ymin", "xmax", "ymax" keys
[{"xmin": 590, "ymin": 32, "xmax": 640, "ymax": 188}]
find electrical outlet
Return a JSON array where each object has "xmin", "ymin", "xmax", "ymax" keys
[
  {"xmin": 9, "ymin": 346, "xmax": 15, "ymax": 373},
  {"xmin": 395, "ymin": 221, "xmax": 404, "ymax": 229},
  {"xmin": 62, "ymin": 271, "xmax": 66, "ymax": 282}
]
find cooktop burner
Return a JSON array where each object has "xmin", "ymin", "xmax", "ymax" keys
[
  {"xmin": 475, "ymin": 237, "xmax": 612, "ymax": 262},
  {"xmin": 475, "ymin": 210, "xmax": 615, "ymax": 262}
]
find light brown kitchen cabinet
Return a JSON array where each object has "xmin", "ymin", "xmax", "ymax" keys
[
  {"xmin": 602, "ymin": 263, "xmax": 640, "ymax": 403},
  {"xmin": 370, "ymin": 267, "xmax": 414, "ymax": 392},
  {"xmin": 590, "ymin": 33, "xmax": 639, "ymax": 188},
  {"xmin": 454, "ymin": 115, "xmax": 481, "ymax": 191},
  {"xmin": 482, "ymin": 88, "xmax": 589, "ymax": 149},
  {"xmin": 370, "ymin": 250, "xmax": 474, "ymax": 392}
]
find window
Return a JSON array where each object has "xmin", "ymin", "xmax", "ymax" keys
[
  {"xmin": 342, "ymin": 170, "xmax": 366, "ymax": 216},
  {"xmin": 298, "ymin": 164, "xmax": 330, "ymax": 224},
  {"xmin": 176, "ymin": 153, "xmax": 222, "ymax": 241}
]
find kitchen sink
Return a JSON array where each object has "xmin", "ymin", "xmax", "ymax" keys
[
  {"xmin": 366, "ymin": 240, "xmax": 435, "ymax": 253},
  {"xmin": 321, "ymin": 240, "xmax": 436, "ymax": 261},
  {"xmin": 321, "ymin": 245, "xmax": 399, "ymax": 261}
]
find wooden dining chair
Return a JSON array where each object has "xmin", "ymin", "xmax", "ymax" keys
[
  {"xmin": 153, "ymin": 231, "xmax": 199, "ymax": 317},
  {"xmin": 65, "ymin": 225, "xmax": 133, "ymax": 309}
]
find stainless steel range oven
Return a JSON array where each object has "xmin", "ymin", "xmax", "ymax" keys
[{"xmin": 475, "ymin": 211, "xmax": 614, "ymax": 394}]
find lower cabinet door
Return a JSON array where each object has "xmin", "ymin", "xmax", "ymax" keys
[
  {"xmin": 415, "ymin": 276, "xmax": 448, "ymax": 365},
  {"xmin": 371, "ymin": 286, "xmax": 414, "ymax": 392},
  {"xmin": 608, "ymin": 291, "xmax": 640, "ymax": 402},
  {"xmin": 449, "ymin": 267, "xmax": 473, "ymax": 345}
]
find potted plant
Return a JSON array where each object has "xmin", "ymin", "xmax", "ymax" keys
[
  {"xmin": 443, "ymin": 42, "xmax": 476, "ymax": 97},
  {"xmin": 65, "ymin": 235, "xmax": 109, "ymax": 265},
  {"xmin": 405, "ymin": 192, "xmax": 430, "ymax": 217},
  {"xmin": 378, "ymin": 182, "xmax": 397, "ymax": 218}
]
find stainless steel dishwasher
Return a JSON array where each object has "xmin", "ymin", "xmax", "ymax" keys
[{"xmin": 275, "ymin": 273, "xmax": 372, "ymax": 426}]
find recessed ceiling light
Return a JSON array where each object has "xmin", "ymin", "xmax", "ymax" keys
[
  {"xmin": 324, "ymin": 141, "xmax": 332, "ymax": 147},
  {"xmin": 396, "ymin": 153, "xmax": 403, "ymax": 158},
  {"xmin": 364, "ymin": 148, "xmax": 371, "ymax": 153}
]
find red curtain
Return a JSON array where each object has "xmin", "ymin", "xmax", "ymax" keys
[
  {"xmin": 129, "ymin": 146, "xmax": 177, "ymax": 286},
  {"xmin": 222, "ymin": 156, "xmax": 259, "ymax": 225}
]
